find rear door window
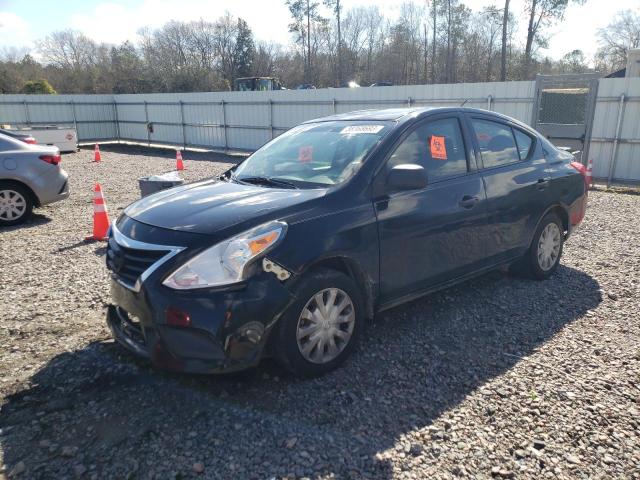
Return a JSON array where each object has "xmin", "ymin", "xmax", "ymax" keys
[
  {"xmin": 513, "ymin": 128, "xmax": 534, "ymax": 160},
  {"xmin": 388, "ymin": 117, "xmax": 468, "ymax": 182},
  {"xmin": 471, "ymin": 119, "xmax": 520, "ymax": 168}
]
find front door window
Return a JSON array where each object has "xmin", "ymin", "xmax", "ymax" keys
[{"xmin": 388, "ymin": 117, "xmax": 468, "ymax": 182}]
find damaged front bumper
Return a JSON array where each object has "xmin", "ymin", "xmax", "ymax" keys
[{"xmin": 107, "ymin": 266, "xmax": 295, "ymax": 374}]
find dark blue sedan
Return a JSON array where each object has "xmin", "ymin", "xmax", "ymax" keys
[{"xmin": 106, "ymin": 107, "xmax": 588, "ymax": 377}]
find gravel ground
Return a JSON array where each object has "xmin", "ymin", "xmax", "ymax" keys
[{"xmin": 1, "ymin": 144, "xmax": 639, "ymax": 479}]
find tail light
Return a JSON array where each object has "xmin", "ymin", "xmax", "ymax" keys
[
  {"xmin": 23, "ymin": 136, "xmax": 37, "ymax": 144},
  {"xmin": 570, "ymin": 161, "xmax": 586, "ymax": 175},
  {"xmin": 570, "ymin": 161, "xmax": 588, "ymax": 189},
  {"xmin": 569, "ymin": 161, "xmax": 588, "ymax": 226},
  {"xmin": 39, "ymin": 154, "xmax": 61, "ymax": 166}
]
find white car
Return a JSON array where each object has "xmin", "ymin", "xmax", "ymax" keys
[{"xmin": 0, "ymin": 133, "xmax": 70, "ymax": 226}]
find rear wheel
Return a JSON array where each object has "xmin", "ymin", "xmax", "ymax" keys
[
  {"xmin": 517, "ymin": 212, "xmax": 564, "ymax": 280},
  {"xmin": 273, "ymin": 268, "xmax": 363, "ymax": 377},
  {"xmin": 0, "ymin": 183, "xmax": 33, "ymax": 226}
]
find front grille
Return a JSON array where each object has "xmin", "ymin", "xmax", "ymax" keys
[{"xmin": 106, "ymin": 236, "xmax": 170, "ymax": 288}]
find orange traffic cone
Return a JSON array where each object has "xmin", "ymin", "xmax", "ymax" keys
[
  {"xmin": 585, "ymin": 158, "xmax": 594, "ymax": 188},
  {"xmin": 176, "ymin": 150, "xmax": 184, "ymax": 171},
  {"xmin": 85, "ymin": 183, "xmax": 110, "ymax": 241},
  {"xmin": 94, "ymin": 144, "xmax": 101, "ymax": 162}
]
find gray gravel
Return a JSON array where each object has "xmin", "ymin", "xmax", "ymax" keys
[{"xmin": 1, "ymin": 145, "xmax": 639, "ymax": 479}]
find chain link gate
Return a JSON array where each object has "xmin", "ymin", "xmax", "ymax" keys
[{"xmin": 531, "ymin": 73, "xmax": 600, "ymax": 164}]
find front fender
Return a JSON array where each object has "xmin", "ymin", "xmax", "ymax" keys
[{"xmin": 269, "ymin": 202, "xmax": 379, "ymax": 314}]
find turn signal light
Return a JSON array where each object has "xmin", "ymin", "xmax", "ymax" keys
[
  {"xmin": 248, "ymin": 231, "xmax": 278, "ymax": 254},
  {"xmin": 166, "ymin": 306, "xmax": 191, "ymax": 327}
]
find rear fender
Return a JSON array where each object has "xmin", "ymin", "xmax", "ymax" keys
[
  {"xmin": 527, "ymin": 203, "xmax": 570, "ymax": 248},
  {"xmin": 0, "ymin": 178, "xmax": 40, "ymax": 207}
]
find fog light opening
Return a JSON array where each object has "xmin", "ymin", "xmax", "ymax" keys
[
  {"xmin": 166, "ymin": 306, "xmax": 191, "ymax": 327},
  {"xmin": 244, "ymin": 327, "xmax": 262, "ymax": 344}
]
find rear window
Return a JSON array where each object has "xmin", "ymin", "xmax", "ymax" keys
[{"xmin": 0, "ymin": 134, "xmax": 23, "ymax": 152}]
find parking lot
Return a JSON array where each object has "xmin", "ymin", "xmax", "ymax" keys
[{"xmin": 0, "ymin": 145, "xmax": 639, "ymax": 479}]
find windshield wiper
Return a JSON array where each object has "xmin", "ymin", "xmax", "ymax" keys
[{"xmin": 235, "ymin": 176, "xmax": 299, "ymax": 189}]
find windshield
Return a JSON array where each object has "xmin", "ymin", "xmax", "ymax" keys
[
  {"xmin": 233, "ymin": 121, "xmax": 393, "ymax": 188},
  {"xmin": 235, "ymin": 79, "xmax": 255, "ymax": 91},
  {"xmin": 257, "ymin": 78, "xmax": 272, "ymax": 91}
]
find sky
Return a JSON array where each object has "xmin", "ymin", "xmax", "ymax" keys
[{"xmin": 0, "ymin": 0, "xmax": 638, "ymax": 62}]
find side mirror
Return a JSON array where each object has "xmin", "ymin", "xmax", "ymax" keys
[{"xmin": 387, "ymin": 164, "xmax": 428, "ymax": 191}]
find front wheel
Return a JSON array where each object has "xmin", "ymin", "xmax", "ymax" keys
[
  {"xmin": 523, "ymin": 212, "xmax": 564, "ymax": 280},
  {"xmin": 273, "ymin": 268, "xmax": 363, "ymax": 377}
]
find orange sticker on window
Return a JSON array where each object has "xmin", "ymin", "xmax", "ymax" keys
[
  {"xmin": 430, "ymin": 135, "xmax": 447, "ymax": 160},
  {"xmin": 298, "ymin": 145, "xmax": 313, "ymax": 163}
]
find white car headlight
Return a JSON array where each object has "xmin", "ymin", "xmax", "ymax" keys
[{"xmin": 163, "ymin": 221, "xmax": 287, "ymax": 290}]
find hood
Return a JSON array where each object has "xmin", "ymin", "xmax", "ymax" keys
[{"xmin": 124, "ymin": 178, "xmax": 326, "ymax": 235}]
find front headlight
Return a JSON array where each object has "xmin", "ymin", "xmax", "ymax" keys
[{"xmin": 163, "ymin": 221, "xmax": 287, "ymax": 290}]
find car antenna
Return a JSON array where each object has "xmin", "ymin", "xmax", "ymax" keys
[{"xmin": 460, "ymin": 99, "xmax": 469, "ymax": 107}]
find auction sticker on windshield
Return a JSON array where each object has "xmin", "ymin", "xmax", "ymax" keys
[
  {"xmin": 340, "ymin": 125, "xmax": 385, "ymax": 134},
  {"xmin": 298, "ymin": 145, "xmax": 313, "ymax": 163}
]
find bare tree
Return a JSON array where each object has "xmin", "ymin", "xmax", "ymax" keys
[
  {"xmin": 286, "ymin": 0, "xmax": 325, "ymax": 83},
  {"xmin": 558, "ymin": 49, "xmax": 589, "ymax": 73},
  {"xmin": 430, "ymin": 0, "xmax": 438, "ymax": 82},
  {"xmin": 341, "ymin": 6, "xmax": 368, "ymax": 79},
  {"xmin": 500, "ymin": 0, "xmax": 510, "ymax": 81},
  {"xmin": 439, "ymin": 0, "xmax": 469, "ymax": 83},
  {"xmin": 0, "ymin": 2, "xmax": 604, "ymax": 94},
  {"xmin": 251, "ymin": 41, "xmax": 282, "ymax": 77},
  {"xmin": 596, "ymin": 9, "xmax": 640, "ymax": 72},
  {"xmin": 213, "ymin": 14, "xmax": 255, "ymax": 86},
  {"xmin": 523, "ymin": 0, "xmax": 585, "ymax": 78},
  {"xmin": 37, "ymin": 30, "xmax": 98, "ymax": 69},
  {"xmin": 324, "ymin": 0, "xmax": 343, "ymax": 85},
  {"xmin": 479, "ymin": 6, "xmax": 503, "ymax": 82}
]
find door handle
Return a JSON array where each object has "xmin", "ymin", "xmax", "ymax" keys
[
  {"xmin": 537, "ymin": 178, "xmax": 550, "ymax": 190},
  {"xmin": 374, "ymin": 197, "xmax": 389, "ymax": 211},
  {"xmin": 458, "ymin": 195, "xmax": 479, "ymax": 209}
]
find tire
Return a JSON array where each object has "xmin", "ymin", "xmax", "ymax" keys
[
  {"xmin": 519, "ymin": 212, "xmax": 564, "ymax": 280},
  {"xmin": 273, "ymin": 268, "xmax": 364, "ymax": 377},
  {"xmin": 0, "ymin": 182, "xmax": 33, "ymax": 227}
]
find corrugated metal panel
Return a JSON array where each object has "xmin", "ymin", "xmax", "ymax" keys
[
  {"xmin": 0, "ymin": 93, "xmax": 116, "ymax": 140},
  {"xmin": 0, "ymin": 83, "xmax": 536, "ymax": 147},
  {"xmin": 4, "ymin": 79, "xmax": 639, "ymax": 182},
  {"xmin": 588, "ymin": 78, "xmax": 640, "ymax": 182}
]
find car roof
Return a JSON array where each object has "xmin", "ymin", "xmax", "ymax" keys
[
  {"xmin": 302, "ymin": 106, "xmax": 527, "ymax": 127},
  {"xmin": 0, "ymin": 132, "xmax": 28, "ymax": 148},
  {"xmin": 0, "ymin": 128, "xmax": 28, "ymax": 137},
  {"xmin": 303, "ymin": 108, "xmax": 433, "ymax": 122}
]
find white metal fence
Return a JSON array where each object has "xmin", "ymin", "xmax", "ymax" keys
[
  {"xmin": 0, "ymin": 78, "xmax": 638, "ymax": 183},
  {"xmin": 589, "ymin": 78, "xmax": 640, "ymax": 184},
  {"xmin": 0, "ymin": 82, "xmax": 535, "ymax": 151}
]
